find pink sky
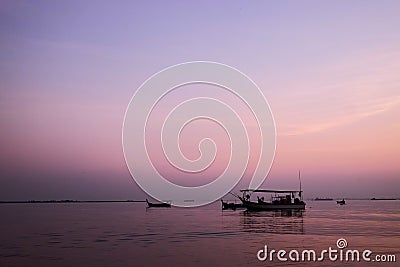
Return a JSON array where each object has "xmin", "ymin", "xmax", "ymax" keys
[{"xmin": 1, "ymin": 1, "xmax": 399, "ymax": 200}]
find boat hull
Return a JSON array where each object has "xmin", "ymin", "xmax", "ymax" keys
[
  {"xmin": 242, "ymin": 201, "xmax": 305, "ymax": 211},
  {"xmin": 146, "ymin": 199, "xmax": 171, "ymax": 208},
  {"xmin": 147, "ymin": 203, "xmax": 171, "ymax": 208}
]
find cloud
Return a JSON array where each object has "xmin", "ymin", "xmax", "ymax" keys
[
  {"xmin": 274, "ymin": 46, "xmax": 400, "ymax": 137},
  {"xmin": 281, "ymin": 95, "xmax": 400, "ymax": 136}
]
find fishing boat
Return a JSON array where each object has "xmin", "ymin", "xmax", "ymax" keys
[
  {"xmin": 238, "ymin": 171, "xmax": 305, "ymax": 211},
  {"xmin": 336, "ymin": 199, "xmax": 346, "ymax": 205},
  {"xmin": 238, "ymin": 189, "xmax": 305, "ymax": 211},
  {"xmin": 220, "ymin": 199, "xmax": 244, "ymax": 210},
  {"xmin": 146, "ymin": 199, "xmax": 171, "ymax": 208}
]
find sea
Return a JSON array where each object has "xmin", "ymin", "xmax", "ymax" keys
[{"xmin": 0, "ymin": 200, "xmax": 399, "ymax": 267}]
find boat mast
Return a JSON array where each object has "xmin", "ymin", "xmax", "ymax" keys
[{"xmin": 298, "ymin": 170, "xmax": 302, "ymax": 200}]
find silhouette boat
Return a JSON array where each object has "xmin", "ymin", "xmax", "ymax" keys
[
  {"xmin": 220, "ymin": 199, "xmax": 244, "ymax": 210},
  {"xmin": 237, "ymin": 171, "xmax": 306, "ymax": 211},
  {"xmin": 238, "ymin": 189, "xmax": 306, "ymax": 211},
  {"xmin": 146, "ymin": 199, "xmax": 171, "ymax": 208},
  {"xmin": 336, "ymin": 199, "xmax": 346, "ymax": 205}
]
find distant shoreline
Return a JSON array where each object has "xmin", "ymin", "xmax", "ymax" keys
[
  {"xmin": 0, "ymin": 198, "xmax": 399, "ymax": 204},
  {"xmin": 0, "ymin": 200, "xmax": 146, "ymax": 204},
  {"xmin": 310, "ymin": 198, "xmax": 399, "ymax": 201},
  {"xmin": 370, "ymin": 198, "xmax": 398, "ymax": 201}
]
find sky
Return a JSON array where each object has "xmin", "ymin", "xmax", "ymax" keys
[{"xmin": 0, "ymin": 1, "xmax": 399, "ymax": 200}]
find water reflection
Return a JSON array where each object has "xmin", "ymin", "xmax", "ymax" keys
[{"xmin": 240, "ymin": 210, "xmax": 304, "ymax": 234}]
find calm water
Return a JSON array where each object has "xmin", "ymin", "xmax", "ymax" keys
[{"xmin": 0, "ymin": 200, "xmax": 399, "ymax": 267}]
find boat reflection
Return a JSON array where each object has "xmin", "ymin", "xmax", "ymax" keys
[{"xmin": 240, "ymin": 209, "xmax": 304, "ymax": 234}]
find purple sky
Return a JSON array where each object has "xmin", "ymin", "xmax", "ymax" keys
[{"xmin": 1, "ymin": 1, "xmax": 399, "ymax": 200}]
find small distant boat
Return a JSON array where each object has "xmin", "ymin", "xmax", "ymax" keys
[
  {"xmin": 371, "ymin": 198, "xmax": 397, "ymax": 200},
  {"xmin": 336, "ymin": 199, "xmax": 346, "ymax": 205},
  {"xmin": 146, "ymin": 199, "xmax": 171, "ymax": 208},
  {"xmin": 220, "ymin": 200, "xmax": 243, "ymax": 210}
]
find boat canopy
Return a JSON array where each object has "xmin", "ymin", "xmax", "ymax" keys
[{"xmin": 240, "ymin": 189, "xmax": 302, "ymax": 193}]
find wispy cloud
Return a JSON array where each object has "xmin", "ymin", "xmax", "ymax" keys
[
  {"xmin": 275, "ymin": 46, "xmax": 400, "ymax": 137},
  {"xmin": 281, "ymin": 95, "xmax": 400, "ymax": 136}
]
